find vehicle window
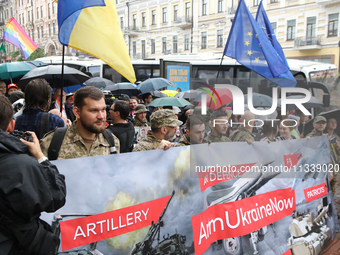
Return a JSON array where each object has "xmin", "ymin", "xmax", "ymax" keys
[{"xmin": 88, "ymin": 65, "xmax": 101, "ymax": 77}]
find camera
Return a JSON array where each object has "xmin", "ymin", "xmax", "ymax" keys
[{"xmin": 10, "ymin": 130, "xmax": 33, "ymax": 142}]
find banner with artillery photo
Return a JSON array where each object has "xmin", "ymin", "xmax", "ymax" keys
[{"xmin": 42, "ymin": 136, "xmax": 339, "ymax": 255}]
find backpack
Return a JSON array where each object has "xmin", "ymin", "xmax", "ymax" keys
[
  {"xmin": 39, "ymin": 112, "xmax": 50, "ymax": 140},
  {"xmin": 47, "ymin": 128, "xmax": 116, "ymax": 160}
]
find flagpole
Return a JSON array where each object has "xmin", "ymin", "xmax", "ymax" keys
[{"xmin": 60, "ymin": 45, "xmax": 65, "ymax": 113}]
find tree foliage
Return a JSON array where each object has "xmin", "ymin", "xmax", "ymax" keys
[{"xmin": 10, "ymin": 48, "xmax": 47, "ymax": 61}]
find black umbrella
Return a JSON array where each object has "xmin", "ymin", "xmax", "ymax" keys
[
  {"xmin": 18, "ymin": 65, "xmax": 90, "ymax": 89},
  {"xmin": 105, "ymin": 83, "xmax": 140, "ymax": 97},
  {"xmin": 84, "ymin": 77, "xmax": 114, "ymax": 89}
]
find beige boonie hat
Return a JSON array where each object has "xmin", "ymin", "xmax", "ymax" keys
[
  {"xmin": 313, "ymin": 115, "xmax": 327, "ymax": 123},
  {"xmin": 135, "ymin": 104, "xmax": 148, "ymax": 114},
  {"xmin": 150, "ymin": 109, "xmax": 183, "ymax": 129}
]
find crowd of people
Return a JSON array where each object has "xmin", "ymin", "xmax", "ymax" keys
[{"xmin": 0, "ymin": 77, "xmax": 340, "ymax": 254}]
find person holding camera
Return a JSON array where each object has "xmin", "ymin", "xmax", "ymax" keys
[{"xmin": 0, "ymin": 95, "xmax": 66, "ymax": 255}]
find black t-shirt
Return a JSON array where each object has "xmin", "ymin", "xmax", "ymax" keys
[{"xmin": 106, "ymin": 122, "xmax": 135, "ymax": 153}]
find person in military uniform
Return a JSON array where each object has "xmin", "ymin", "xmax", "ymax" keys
[
  {"xmin": 306, "ymin": 115, "xmax": 327, "ymax": 138},
  {"xmin": 176, "ymin": 115, "xmax": 205, "ymax": 146},
  {"xmin": 40, "ymin": 86, "xmax": 120, "ymax": 160},
  {"xmin": 229, "ymin": 111, "xmax": 256, "ymax": 142},
  {"xmin": 133, "ymin": 109, "xmax": 182, "ymax": 152},
  {"xmin": 134, "ymin": 104, "xmax": 150, "ymax": 127},
  {"xmin": 204, "ymin": 110, "xmax": 231, "ymax": 143},
  {"xmin": 326, "ymin": 117, "xmax": 340, "ymax": 194}
]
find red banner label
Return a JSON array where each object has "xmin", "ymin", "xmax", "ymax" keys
[
  {"xmin": 304, "ymin": 182, "xmax": 327, "ymax": 203},
  {"xmin": 191, "ymin": 188, "xmax": 296, "ymax": 255},
  {"xmin": 60, "ymin": 195, "xmax": 171, "ymax": 251},
  {"xmin": 198, "ymin": 163, "xmax": 257, "ymax": 192},
  {"xmin": 283, "ymin": 153, "xmax": 302, "ymax": 169}
]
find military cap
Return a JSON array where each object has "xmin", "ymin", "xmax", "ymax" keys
[
  {"xmin": 314, "ymin": 115, "xmax": 327, "ymax": 123},
  {"xmin": 150, "ymin": 109, "xmax": 183, "ymax": 129},
  {"xmin": 135, "ymin": 104, "xmax": 148, "ymax": 114},
  {"xmin": 118, "ymin": 94, "xmax": 130, "ymax": 101}
]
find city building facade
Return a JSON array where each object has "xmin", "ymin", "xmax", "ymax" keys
[{"xmin": 0, "ymin": 0, "xmax": 340, "ymax": 68}]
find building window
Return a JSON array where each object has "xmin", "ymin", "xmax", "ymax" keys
[
  {"xmin": 162, "ymin": 7, "xmax": 167, "ymax": 23},
  {"xmin": 142, "ymin": 12, "xmax": 146, "ymax": 27},
  {"xmin": 162, "ymin": 37, "xmax": 167, "ymax": 53},
  {"xmin": 28, "ymin": 10, "xmax": 30, "ymax": 22},
  {"xmin": 19, "ymin": 14, "xmax": 21, "ymax": 24},
  {"xmin": 217, "ymin": 29, "xmax": 223, "ymax": 47},
  {"xmin": 173, "ymin": 35, "xmax": 178, "ymax": 53},
  {"xmin": 287, "ymin": 19, "xmax": 296, "ymax": 41},
  {"xmin": 133, "ymin": 41, "xmax": 136, "ymax": 56},
  {"xmin": 133, "ymin": 14, "xmax": 137, "ymax": 29},
  {"xmin": 201, "ymin": 32, "xmax": 207, "ymax": 49},
  {"xmin": 37, "ymin": 27, "xmax": 40, "ymax": 38},
  {"xmin": 53, "ymin": 23, "xmax": 56, "ymax": 35},
  {"xmin": 37, "ymin": 7, "xmax": 39, "ymax": 19},
  {"xmin": 41, "ymin": 26, "xmax": 43, "ymax": 38},
  {"xmin": 52, "ymin": 1, "xmax": 55, "ymax": 15},
  {"xmin": 271, "ymin": 22, "xmax": 277, "ymax": 35},
  {"xmin": 48, "ymin": 3, "xmax": 51, "ymax": 19},
  {"xmin": 253, "ymin": 0, "xmax": 259, "ymax": 6},
  {"xmin": 328, "ymin": 13, "xmax": 338, "ymax": 37},
  {"xmin": 22, "ymin": 13, "xmax": 24, "ymax": 24},
  {"xmin": 142, "ymin": 40, "xmax": 146, "ymax": 59},
  {"xmin": 202, "ymin": 0, "xmax": 207, "ymax": 16},
  {"xmin": 40, "ymin": 6, "xmax": 43, "ymax": 18},
  {"xmin": 306, "ymin": 16, "xmax": 316, "ymax": 39},
  {"xmin": 174, "ymin": 5, "xmax": 178, "ymax": 21},
  {"xmin": 120, "ymin": 17, "xmax": 124, "ymax": 29},
  {"xmin": 151, "ymin": 39, "xmax": 155, "ymax": 54},
  {"xmin": 185, "ymin": 2, "xmax": 190, "ymax": 22},
  {"xmin": 218, "ymin": 0, "xmax": 224, "ymax": 13},
  {"xmin": 49, "ymin": 24, "xmax": 51, "ymax": 36},
  {"xmin": 151, "ymin": 10, "xmax": 156, "ymax": 25},
  {"xmin": 270, "ymin": 0, "xmax": 278, "ymax": 3},
  {"xmin": 185, "ymin": 34, "xmax": 190, "ymax": 50}
]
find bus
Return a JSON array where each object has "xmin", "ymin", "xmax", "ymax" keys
[{"xmin": 36, "ymin": 54, "xmax": 338, "ymax": 109}]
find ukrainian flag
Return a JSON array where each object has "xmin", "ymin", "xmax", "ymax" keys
[{"xmin": 58, "ymin": 0, "xmax": 136, "ymax": 83}]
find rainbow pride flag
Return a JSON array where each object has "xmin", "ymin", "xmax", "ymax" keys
[{"xmin": 2, "ymin": 17, "xmax": 38, "ymax": 60}]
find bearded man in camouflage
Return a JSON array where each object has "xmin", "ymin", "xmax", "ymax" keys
[{"xmin": 133, "ymin": 109, "xmax": 182, "ymax": 152}]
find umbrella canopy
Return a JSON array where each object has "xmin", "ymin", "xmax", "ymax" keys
[
  {"xmin": 85, "ymin": 77, "xmax": 114, "ymax": 89},
  {"xmin": 137, "ymin": 78, "xmax": 174, "ymax": 94},
  {"xmin": 106, "ymin": 83, "xmax": 140, "ymax": 97},
  {"xmin": 197, "ymin": 88, "xmax": 233, "ymax": 111},
  {"xmin": 0, "ymin": 62, "xmax": 34, "ymax": 81},
  {"xmin": 244, "ymin": 92, "xmax": 274, "ymax": 108},
  {"xmin": 18, "ymin": 65, "xmax": 90, "ymax": 89},
  {"xmin": 278, "ymin": 95, "xmax": 323, "ymax": 111},
  {"xmin": 175, "ymin": 89, "xmax": 201, "ymax": 99},
  {"xmin": 151, "ymin": 90, "xmax": 168, "ymax": 98},
  {"xmin": 161, "ymin": 90, "xmax": 178, "ymax": 97},
  {"xmin": 148, "ymin": 97, "xmax": 191, "ymax": 108}
]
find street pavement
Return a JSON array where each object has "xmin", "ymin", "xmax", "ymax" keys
[{"xmin": 322, "ymin": 173, "xmax": 340, "ymax": 254}]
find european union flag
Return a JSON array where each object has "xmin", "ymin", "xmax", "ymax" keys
[
  {"xmin": 224, "ymin": 0, "xmax": 296, "ymax": 87},
  {"xmin": 58, "ymin": 0, "xmax": 136, "ymax": 83},
  {"xmin": 256, "ymin": 1, "xmax": 289, "ymax": 68}
]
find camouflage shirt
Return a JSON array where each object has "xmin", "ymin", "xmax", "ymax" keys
[
  {"xmin": 204, "ymin": 133, "xmax": 231, "ymax": 143},
  {"xmin": 175, "ymin": 134, "xmax": 190, "ymax": 147},
  {"xmin": 134, "ymin": 117, "xmax": 149, "ymax": 127},
  {"xmin": 229, "ymin": 127, "xmax": 256, "ymax": 142},
  {"xmin": 40, "ymin": 121, "xmax": 120, "ymax": 160},
  {"xmin": 132, "ymin": 130, "xmax": 163, "ymax": 152},
  {"xmin": 306, "ymin": 129, "xmax": 324, "ymax": 138}
]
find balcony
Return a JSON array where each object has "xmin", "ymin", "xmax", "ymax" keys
[
  {"xmin": 174, "ymin": 16, "xmax": 192, "ymax": 29},
  {"xmin": 124, "ymin": 26, "xmax": 139, "ymax": 37},
  {"xmin": 228, "ymin": 7, "xmax": 236, "ymax": 15},
  {"xmin": 294, "ymin": 37, "xmax": 321, "ymax": 49}
]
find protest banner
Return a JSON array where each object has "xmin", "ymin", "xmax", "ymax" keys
[{"xmin": 42, "ymin": 136, "xmax": 339, "ymax": 254}]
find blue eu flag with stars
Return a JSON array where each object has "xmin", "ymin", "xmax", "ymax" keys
[{"xmin": 224, "ymin": 0, "xmax": 296, "ymax": 87}]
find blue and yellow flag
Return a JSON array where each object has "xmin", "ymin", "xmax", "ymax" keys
[
  {"xmin": 224, "ymin": 0, "xmax": 296, "ymax": 87},
  {"xmin": 58, "ymin": 0, "xmax": 136, "ymax": 83}
]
